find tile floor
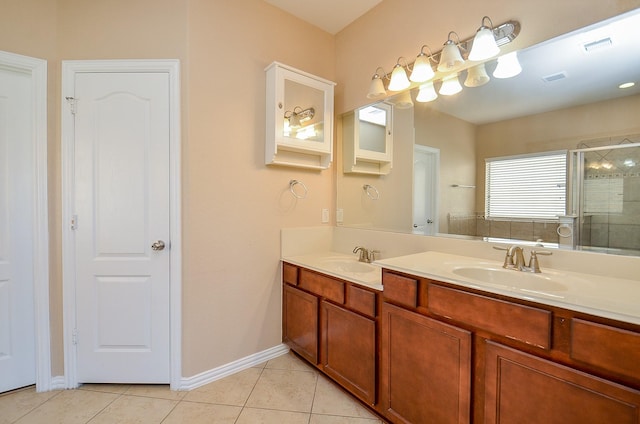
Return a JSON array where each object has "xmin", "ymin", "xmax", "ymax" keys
[{"xmin": 0, "ymin": 351, "xmax": 387, "ymax": 424}]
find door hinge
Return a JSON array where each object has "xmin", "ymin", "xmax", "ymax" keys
[
  {"xmin": 72, "ymin": 328, "xmax": 78, "ymax": 345},
  {"xmin": 70, "ymin": 214, "xmax": 78, "ymax": 230},
  {"xmin": 65, "ymin": 96, "xmax": 77, "ymax": 115}
]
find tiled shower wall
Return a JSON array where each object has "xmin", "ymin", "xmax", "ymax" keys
[{"xmin": 447, "ymin": 214, "xmax": 560, "ymax": 243}]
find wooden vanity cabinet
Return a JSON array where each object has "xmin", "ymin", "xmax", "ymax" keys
[
  {"xmin": 381, "ymin": 269, "xmax": 640, "ymax": 424},
  {"xmin": 380, "ymin": 302, "xmax": 472, "ymax": 424},
  {"xmin": 282, "ymin": 262, "xmax": 379, "ymax": 406}
]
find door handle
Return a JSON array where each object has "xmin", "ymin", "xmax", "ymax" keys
[{"xmin": 151, "ymin": 240, "xmax": 166, "ymax": 251}]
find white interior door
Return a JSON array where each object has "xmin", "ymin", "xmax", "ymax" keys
[
  {"xmin": 71, "ymin": 71, "xmax": 171, "ymax": 383},
  {"xmin": 0, "ymin": 67, "xmax": 36, "ymax": 392},
  {"xmin": 413, "ymin": 145, "xmax": 440, "ymax": 235}
]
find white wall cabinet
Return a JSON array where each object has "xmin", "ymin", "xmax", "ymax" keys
[
  {"xmin": 265, "ymin": 62, "xmax": 336, "ymax": 169},
  {"xmin": 343, "ymin": 102, "xmax": 393, "ymax": 175}
]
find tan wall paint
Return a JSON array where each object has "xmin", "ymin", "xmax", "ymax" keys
[{"xmin": 183, "ymin": 0, "xmax": 335, "ymax": 375}]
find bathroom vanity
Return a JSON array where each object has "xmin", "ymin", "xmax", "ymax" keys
[{"xmin": 282, "ymin": 251, "xmax": 640, "ymax": 424}]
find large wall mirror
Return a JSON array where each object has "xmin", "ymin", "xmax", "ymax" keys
[{"xmin": 336, "ymin": 9, "xmax": 640, "ymax": 256}]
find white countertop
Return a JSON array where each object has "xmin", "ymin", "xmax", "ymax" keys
[
  {"xmin": 283, "ymin": 252, "xmax": 383, "ymax": 291},
  {"xmin": 375, "ymin": 251, "xmax": 640, "ymax": 326}
]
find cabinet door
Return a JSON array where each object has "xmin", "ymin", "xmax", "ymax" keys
[
  {"xmin": 484, "ymin": 341, "xmax": 640, "ymax": 424},
  {"xmin": 320, "ymin": 301, "xmax": 376, "ymax": 405},
  {"xmin": 283, "ymin": 284, "xmax": 318, "ymax": 364},
  {"xmin": 380, "ymin": 302, "xmax": 471, "ymax": 424}
]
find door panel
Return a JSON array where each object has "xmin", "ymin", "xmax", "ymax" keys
[
  {"xmin": 0, "ymin": 67, "xmax": 36, "ymax": 392},
  {"xmin": 74, "ymin": 72, "xmax": 170, "ymax": 383},
  {"xmin": 413, "ymin": 145, "xmax": 439, "ymax": 235}
]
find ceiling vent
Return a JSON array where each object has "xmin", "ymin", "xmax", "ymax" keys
[
  {"xmin": 582, "ymin": 37, "xmax": 613, "ymax": 53},
  {"xmin": 542, "ymin": 72, "xmax": 568, "ymax": 83}
]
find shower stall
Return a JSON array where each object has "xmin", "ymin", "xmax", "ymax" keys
[{"xmin": 568, "ymin": 140, "xmax": 640, "ymax": 255}]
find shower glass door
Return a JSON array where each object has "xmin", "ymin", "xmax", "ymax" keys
[{"xmin": 569, "ymin": 142, "xmax": 640, "ymax": 255}]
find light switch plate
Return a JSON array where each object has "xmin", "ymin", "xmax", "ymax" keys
[
  {"xmin": 322, "ymin": 208, "xmax": 329, "ymax": 223},
  {"xmin": 336, "ymin": 208, "xmax": 344, "ymax": 223}
]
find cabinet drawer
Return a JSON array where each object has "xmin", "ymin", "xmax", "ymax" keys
[
  {"xmin": 383, "ymin": 272, "xmax": 418, "ymax": 308},
  {"xmin": 571, "ymin": 318, "xmax": 640, "ymax": 379},
  {"xmin": 346, "ymin": 284, "xmax": 376, "ymax": 318},
  {"xmin": 428, "ymin": 284, "xmax": 552, "ymax": 350},
  {"xmin": 283, "ymin": 262, "xmax": 298, "ymax": 286},
  {"xmin": 299, "ymin": 269, "xmax": 345, "ymax": 304}
]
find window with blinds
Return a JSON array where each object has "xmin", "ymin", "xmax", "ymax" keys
[{"xmin": 485, "ymin": 151, "xmax": 567, "ymax": 219}]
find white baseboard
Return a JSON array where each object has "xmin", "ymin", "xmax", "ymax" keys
[
  {"xmin": 49, "ymin": 376, "xmax": 67, "ymax": 391},
  {"xmin": 178, "ymin": 344, "xmax": 290, "ymax": 391}
]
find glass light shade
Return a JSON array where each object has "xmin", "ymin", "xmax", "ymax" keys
[
  {"xmin": 493, "ymin": 52, "xmax": 522, "ymax": 79},
  {"xmin": 394, "ymin": 91, "xmax": 414, "ymax": 109},
  {"xmin": 416, "ymin": 82, "xmax": 438, "ymax": 102},
  {"xmin": 410, "ymin": 53, "xmax": 435, "ymax": 83},
  {"xmin": 464, "ymin": 63, "xmax": 490, "ymax": 87},
  {"xmin": 288, "ymin": 113, "xmax": 301, "ymax": 128},
  {"xmin": 439, "ymin": 74, "xmax": 462, "ymax": 96},
  {"xmin": 388, "ymin": 64, "xmax": 411, "ymax": 91},
  {"xmin": 367, "ymin": 75, "xmax": 386, "ymax": 99},
  {"xmin": 468, "ymin": 27, "xmax": 500, "ymax": 61},
  {"xmin": 437, "ymin": 42, "xmax": 464, "ymax": 72}
]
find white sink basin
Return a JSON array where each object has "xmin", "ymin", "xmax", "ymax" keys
[
  {"xmin": 319, "ymin": 258, "xmax": 379, "ymax": 274},
  {"xmin": 452, "ymin": 266, "xmax": 568, "ymax": 293}
]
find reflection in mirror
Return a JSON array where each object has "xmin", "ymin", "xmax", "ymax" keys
[
  {"xmin": 342, "ymin": 102, "xmax": 393, "ymax": 175},
  {"xmin": 283, "ymin": 79, "xmax": 325, "ymax": 142},
  {"xmin": 358, "ymin": 105, "xmax": 388, "ymax": 153},
  {"xmin": 336, "ymin": 9, "xmax": 640, "ymax": 256}
]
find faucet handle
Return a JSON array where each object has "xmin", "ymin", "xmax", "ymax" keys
[
  {"xmin": 528, "ymin": 250, "xmax": 552, "ymax": 273},
  {"xmin": 368, "ymin": 250, "xmax": 380, "ymax": 262},
  {"xmin": 494, "ymin": 245, "xmax": 515, "ymax": 268}
]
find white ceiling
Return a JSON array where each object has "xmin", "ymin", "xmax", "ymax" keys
[{"xmin": 264, "ymin": 0, "xmax": 383, "ymax": 34}]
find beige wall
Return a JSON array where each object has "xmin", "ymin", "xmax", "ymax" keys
[{"xmin": 1, "ymin": 0, "xmax": 639, "ymax": 382}]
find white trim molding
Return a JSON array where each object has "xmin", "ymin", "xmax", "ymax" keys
[
  {"xmin": 61, "ymin": 59, "xmax": 182, "ymax": 390},
  {"xmin": 179, "ymin": 344, "xmax": 290, "ymax": 391},
  {"xmin": 0, "ymin": 50, "xmax": 51, "ymax": 392}
]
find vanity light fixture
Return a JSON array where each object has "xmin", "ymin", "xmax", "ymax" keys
[
  {"xmin": 437, "ymin": 32, "xmax": 465, "ymax": 72},
  {"xmin": 619, "ymin": 82, "xmax": 635, "ymax": 89},
  {"xmin": 284, "ymin": 106, "xmax": 315, "ymax": 129},
  {"xmin": 464, "ymin": 63, "xmax": 490, "ymax": 87},
  {"xmin": 410, "ymin": 45, "xmax": 436, "ymax": 83},
  {"xmin": 366, "ymin": 17, "xmax": 520, "ymax": 99},
  {"xmin": 416, "ymin": 81, "xmax": 438, "ymax": 102},
  {"xmin": 493, "ymin": 51, "xmax": 522, "ymax": 78},
  {"xmin": 367, "ymin": 67, "xmax": 388, "ymax": 99},
  {"xmin": 439, "ymin": 74, "xmax": 463, "ymax": 95},
  {"xmin": 468, "ymin": 16, "xmax": 501, "ymax": 61},
  {"xmin": 388, "ymin": 58, "xmax": 411, "ymax": 91},
  {"xmin": 393, "ymin": 90, "xmax": 414, "ymax": 109}
]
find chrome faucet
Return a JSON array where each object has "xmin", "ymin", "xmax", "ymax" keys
[
  {"xmin": 495, "ymin": 245, "xmax": 552, "ymax": 273},
  {"xmin": 353, "ymin": 246, "xmax": 379, "ymax": 263}
]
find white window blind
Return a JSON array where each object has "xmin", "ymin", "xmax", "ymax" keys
[{"xmin": 485, "ymin": 151, "xmax": 567, "ymax": 219}]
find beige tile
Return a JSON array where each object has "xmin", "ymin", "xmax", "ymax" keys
[
  {"xmin": 124, "ymin": 384, "xmax": 187, "ymax": 400},
  {"xmin": 162, "ymin": 401, "xmax": 242, "ymax": 424},
  {"xmin": 15, "ymin": 389, "xmax": 118, "ymax": 424},
  {"xmin": 246, "ymin": 368, "xmax": 317, "ymax": 413},
  {"xmin": 312, "ymin": 376, "xmax": 378, "ymax": 419},
  {"xmin": 88, "ymin": 395, "xmax": 177, "ymax": 424},
  {"xmin": 79, "ymin": 384, "xmax": 131, "ymax": 394},
  {"xmin": 182, "ymin": 367, "xmax": 262, "ymax": 406},
  {"xmin": 235, "ymin": 407, "xmax": 310, "ymax": 424},
  {"xmin": 310, "ymin": 415, "xmax": 383, "ymax": 424},
  {"xmin": 0, "ymin": 387, "xmax": 59, "ymax": 424},
  {"xmin": 265, "ymin": 351, "xmax": 316, "ymax": 372}
]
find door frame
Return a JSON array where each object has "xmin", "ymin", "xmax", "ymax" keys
[
  {"xmin": 61, "ymin": 60, "xmax": 182, "ymax": 389},
  {"xmin": 0, "ymin": 50, "xmax": 50, "ymax": 392},
  {"xmin": 413, "ymin": 144, "xmax": 440, "ymax": 235}
]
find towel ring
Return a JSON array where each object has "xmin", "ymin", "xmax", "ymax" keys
[
  {"xmin": 289, "ymin": 179, "xmax": 308, "ymax": 199},
  {"xmin": 557, "ymin": 224, "xmax": 573, "ymax": 238},
  {"xmin": 363, "ymin": 184, "xmax": 380, "ymax": 200}
]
